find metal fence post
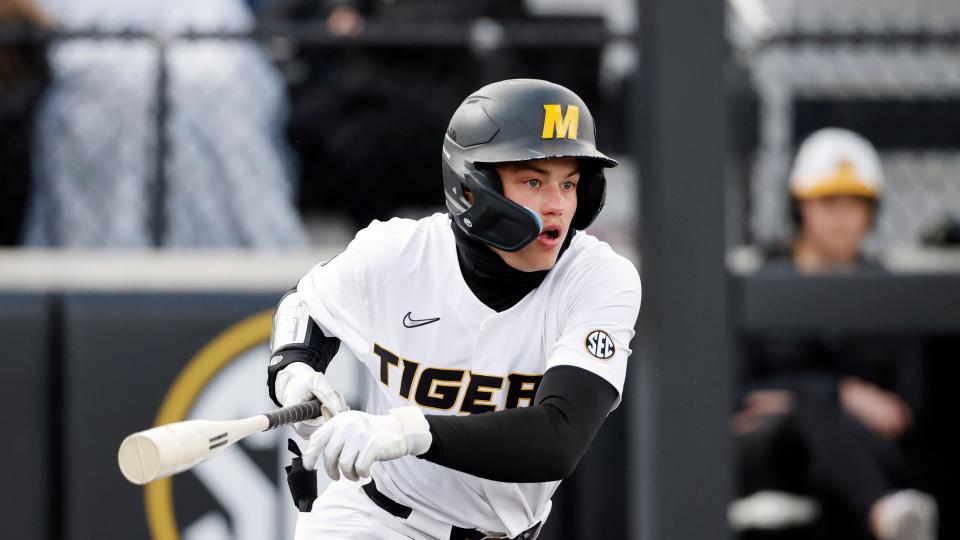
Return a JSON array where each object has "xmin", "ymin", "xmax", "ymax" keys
[
  {"xmin": 630, "ymin": 0, "xmax": 732, "ymax": 538},
  {"xmin": 152, "ymin": 33, "xmax": 169, "ymax": 247}
]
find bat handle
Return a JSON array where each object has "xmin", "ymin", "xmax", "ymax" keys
[{"xmin": 264, "ymin": 399, "xmax": 323, "ymax": 430}]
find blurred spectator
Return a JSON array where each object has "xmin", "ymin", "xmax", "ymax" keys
[
  {"xmin": 267, "ymin": 0, "xmax": 529, "ymax": 228},
  {"xmin": 264, "ymin": 0, "xmax": 524, "ymax": 36},
  {"xmin": 267, "ymin": 1, "xmax": 607, "ymax": 230},
  {"xmin": 22, "ymin": 0, "xmax": 307, "ymax": 247},
  {"xmin": 733, "ymin": 129, "xmax": 938, "ymax": 540},
  {"xmin": 762, "ymin": 128, "xmax": 885, "ymax": 274},
  {"xmin": 0, "ymin": 0, "xmax": 50, "ymax": 245}
]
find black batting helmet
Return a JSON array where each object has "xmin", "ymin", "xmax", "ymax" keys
[{"xmin": 442, "ymin": 79, "xmax": 617, "ymax": 252}]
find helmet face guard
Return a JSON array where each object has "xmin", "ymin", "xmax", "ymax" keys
[
  {"xmin": 441, "ymin": 79, "xmax": 617, "ymax": 252},
  {"xmin": 442, "ymin": 158, "xmax": 543, "ymax": 252}
]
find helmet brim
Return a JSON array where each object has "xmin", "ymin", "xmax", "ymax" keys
[{"xmin": 465, "ymin": 139, "xmax": 618, "ymax": 169}]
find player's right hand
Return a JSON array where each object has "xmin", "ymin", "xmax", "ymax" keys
[
  {"xmin": 277, "ymin": 363, "xmax": 349, "ymax": 439},
  {"xmin": 301, "ymin": 407, "xmax": 432, "ymax": 481}
]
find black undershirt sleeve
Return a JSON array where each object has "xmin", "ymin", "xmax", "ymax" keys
[{"xmin": 418, "ymin": 365, "xmax": 618, "ymax": 482}]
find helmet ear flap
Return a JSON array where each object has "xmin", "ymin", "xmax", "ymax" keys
[
  {"xmin": 450, "ymin": 160, "xmax": 542, "ymax": 252},
  {"xmin": 571, "ymin": 162, "xmax": 607, "ymax": 231}
]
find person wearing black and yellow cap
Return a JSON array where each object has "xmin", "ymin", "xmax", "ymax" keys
[
  {"xmin": 786, "ymin": 128, "xmax": 884, "ymax": 274},
  {"xmin": 733, "ymin": 129, "xmax": 938, "ymax": 540}
]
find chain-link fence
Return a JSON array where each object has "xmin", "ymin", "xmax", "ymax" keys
[
  {"xmin": 730, "ymin": 0, "xmax": 960, "ymax": 248},
  {"xmin": 1, "ymin": 32, "xmax": 308, "ymax": 248}
]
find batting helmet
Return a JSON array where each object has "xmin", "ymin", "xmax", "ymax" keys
[{"xmin": 442, "ymin": 79, "xmax": 617, "ymax": 252}]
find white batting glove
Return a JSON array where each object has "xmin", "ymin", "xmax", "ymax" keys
[
  {"xmin": 275, "ymin": 363, "xmax": 349, "ymax": 439},
  {"xmin": 302, "ymin": 406, "xmax": 432, "ymax": 482}
]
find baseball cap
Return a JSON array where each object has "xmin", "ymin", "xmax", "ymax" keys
[{"xmin": 790, "ymin": 128, "xmax": 883, "ymax": 200}]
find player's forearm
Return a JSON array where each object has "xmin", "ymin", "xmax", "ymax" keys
[
  {"xmin": 419, "ymin": 365, "xmax": 618, "ymax": 482},
  {"xmin": 422, "ymin": 402, "xmax": 582, "ymax": 482}
]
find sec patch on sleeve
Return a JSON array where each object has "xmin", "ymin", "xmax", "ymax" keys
[{"xmin": 585, "ymin": 330, "xmax": 615, "ymax": 359}]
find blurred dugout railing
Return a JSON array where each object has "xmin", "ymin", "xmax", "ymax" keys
[
  {"xmin": 729, "ymin": 0, "xmax": 960, "ymax": 250},
  {"xmin": 0, "ymin": 18, "xmax": 627, "ymax": 248}
]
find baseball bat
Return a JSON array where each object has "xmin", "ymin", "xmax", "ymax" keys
[{"xmin": 118, "ymin": 399, "xmax": 322, "ymax": 485}]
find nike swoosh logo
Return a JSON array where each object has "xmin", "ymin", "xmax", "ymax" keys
[{"xmin": 403, "ymin": 312, "xmax": 440, "ymax": 328}]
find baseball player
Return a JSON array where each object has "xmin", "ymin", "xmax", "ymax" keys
[{"xmin": 267, "ymin": 79, "xmax": 642, "ymax": 540}]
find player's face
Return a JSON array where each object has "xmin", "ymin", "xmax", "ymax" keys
[
  {"xmin": 799, "ymin": 195, "xmax": 874, "ymax": 263},
  {"xmin": 492, "ymin": 157, "xmax": 579, "ymax": 272}
]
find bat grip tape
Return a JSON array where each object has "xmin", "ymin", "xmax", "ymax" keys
[{"xmin": 265, "ymin": 399, "xmax": 322, "ymax": 430}]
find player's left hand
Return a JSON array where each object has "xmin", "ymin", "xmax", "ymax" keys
[
  {"xmin": 277, "ymin": 364, "xmax": 350, "ymax": 439},
  {"xmin": 302, "ymin": 407, "xmax": 432, "ymax": 481}
]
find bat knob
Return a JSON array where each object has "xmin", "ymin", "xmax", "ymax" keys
[{"xmin": 118, "ymin": 433, "xmax": 162, "ymax": 485}]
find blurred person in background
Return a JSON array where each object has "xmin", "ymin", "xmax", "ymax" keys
[
  {"xmin": 21, "ymin": 0, "xmax": 307, "ymax": 247},
  {"xmin": 0, "ymin": 0, "xmax": 50, "ymax": 245},
  {"xmin": 762, "ymin": 128, "xmax": 885, "ymax": 275},
  {"xmin": 266, "ymin": 0, "xmax": 543, "ymax": 228},
  {"xmin": 732, "ymin": 128, "xmax": 938, "ymax": 540}
]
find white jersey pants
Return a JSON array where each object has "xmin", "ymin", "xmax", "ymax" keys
[{"xmin": 295, "ymin": 479, "xmax": 449, "ymax": 540}]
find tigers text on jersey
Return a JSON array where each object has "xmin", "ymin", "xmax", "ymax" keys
[{"xmin": 296, "ymin": 213, "xmax": 641, "ymax": 536}]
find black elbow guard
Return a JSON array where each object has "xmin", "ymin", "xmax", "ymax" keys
[{"xmin": 267, "ymin": 288, "xmax": 341, "ymax": 406}]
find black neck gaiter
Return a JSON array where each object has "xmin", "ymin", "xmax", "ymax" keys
[{"xmin": 451, "ymin": 220, "xmax": 573, "ymax": 312}]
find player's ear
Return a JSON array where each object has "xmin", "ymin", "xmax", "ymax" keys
[{"xmin": 463, "ymin": 186, "xmax": 474, "ymax": 204}]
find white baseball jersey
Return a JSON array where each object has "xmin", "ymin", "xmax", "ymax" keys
[{"xmin": 295, "ymin": 212, "xmax": 641, "ymax": 536}]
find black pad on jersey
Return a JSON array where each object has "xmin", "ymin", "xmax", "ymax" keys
[{"xmin": 266, "ymin": 288, "xmax": 341, "ymax": 406}]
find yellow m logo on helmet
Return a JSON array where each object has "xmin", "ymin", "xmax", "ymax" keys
[{"xmin": 541, "ymin": 104, "xmax": 579, "ymax": 140}]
